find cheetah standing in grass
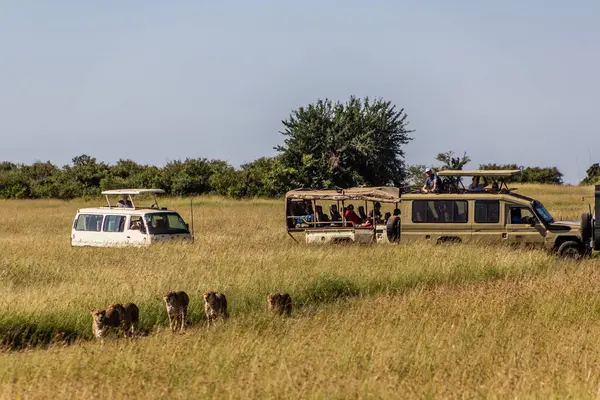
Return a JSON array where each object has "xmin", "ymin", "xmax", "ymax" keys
[
  {"xmin": 203, "ymin": 291, "xmax": 229, "ymax": 327},
  {"xmin": 91, "ymin": 302, "xmax": 139, "ymax": 339},
  {"xmin": 163, "ymin": 291, "xmax": 190, "ymax": 332},
  {"xmin": 266, "ymin": 293, "xmax": 293, "ymax": 317}
]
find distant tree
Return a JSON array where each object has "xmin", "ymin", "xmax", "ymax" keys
[
  {"xmin": 0, "ymin": 162, "xmax": 17, "ymax": 172},
  {"xmin": 436, "ymin": 151, "xmax": 471, "ymax": 171},
  {"xmin": 239, "ymin": 156, "xmax": 294, "ymax": 197},
  {"xmin": 520, "ymin": 167, "xmax": 563, "ymax": 185},
  {"xmin": 276, "ymin": 96, "xmax": 414, "ymax": 189},
  {"xmin": 479, "ymin": 163, "xmax": 563, "ymax": 184},
  {"xmin": 207, "ymin": 160, "xmax": 243, "ymax": 197},
  {"xmin": 161, "ymin": 158, "xmax": 213, "ymax": 196},
  {"xmin": 405, "ymin": 164, "xmax": 432, "ymax": 188},
  {"xmin": 581, "ymin": 163, "xmax": 600, "ymax": 185}
]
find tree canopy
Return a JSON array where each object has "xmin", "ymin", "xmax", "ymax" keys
[{"xmin": 275, "ymin": 96, "xmax": 413, "ymax": 189}]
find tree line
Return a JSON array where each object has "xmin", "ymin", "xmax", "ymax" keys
[{"xmin": 0, "ymin": 96, "xmax": 595, "ymax": 200}]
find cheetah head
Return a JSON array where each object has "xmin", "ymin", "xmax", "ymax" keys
[
  {"xmin": 203, "ymin": 291, "xmax": 217, "ymax": 306},
  {"xmin": 267, "ymin": 292, "xmax": 281, "ymax": 306},
  {"xmin": 91, "ymin": 309, "xmax": 106, "ymax": 326}
]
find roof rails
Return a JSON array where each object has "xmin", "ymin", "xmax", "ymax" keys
[
  {"xmin": 101, "ymin": 189, "xmax": 166, "ymax": 195},
  {"xmin": 436, "ymin": 169, "xmax": 521, "ymax": 177},
  {"xmin": 102, "ymin": 188, "xmax": 164, "ymax": 209}
]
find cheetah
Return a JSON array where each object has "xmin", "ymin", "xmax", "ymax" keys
[
  {"xmin": 266, "ymin": 293, "xmax": 292, "ymax": 317},
  {"xmin": 91, "ymin": 302, "xmax": 139, "ymax": 339},
  {"xmin": 163, "ymin": 291, "xmax": 190, "ymax": 332},
  {"xmin": 203, "ymin": 291, "xmax": 229, "ymax": 327}
]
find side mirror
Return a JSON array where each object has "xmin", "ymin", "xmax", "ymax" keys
[{"xmin": 185, "ymin": 223, "xmax": 189, "ymax": 231}]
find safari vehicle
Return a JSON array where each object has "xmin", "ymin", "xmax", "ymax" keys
[
  {"xmin": 71, "ymin": 189, "xmax": 193, "ymax": 247},
  {"xmin": 399, "ymin": 169, "xmax": 599, "ymax": 258},
  {"xmin": 286, "ymin": 171, "xmax": 600, "ymax": 259},
  {"xmin": 285, "ymin": 186, "xmax": 402, "ymax": 244}
]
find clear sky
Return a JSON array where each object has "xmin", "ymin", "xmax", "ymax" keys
[{"xmin": 1, "ymin": 1, "xmax": 598, "ymax": 183}]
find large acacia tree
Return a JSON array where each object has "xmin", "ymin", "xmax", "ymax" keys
[{"xmin": 275, "ymin": 96, "xmax": 414, "ymax": 189}]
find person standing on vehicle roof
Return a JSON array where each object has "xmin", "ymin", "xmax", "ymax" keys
[{"xmin": 422, "ymin": 168, "xmax": 442, "ymax": 193}]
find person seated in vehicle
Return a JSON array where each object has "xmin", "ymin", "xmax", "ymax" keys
[
  {"xmin": 315, "ymin": 205, "xmax": 330, "ymax": 226},
  {"xmin": 383, "ymin": 212, "xmax": 391, "ymax": 223},
  {"xmin": 295, "ymin": 203, "xmax": 315, "ymax": 227},
  {"xmin": 129, "ymin": 216, "xmax": 145, "ymax": 233},
  {"xmin": 368, "ymin": 202, "xmax": 383, "ymax": 223},
  {"xmin": 468, "ymin": 176, "xmax": 488, "ymax": 192},
  {"xmin": 422, "ymin": 168, "xmax": 442, "ymax": 193},
  {"xmin": 117, "ymin": 194, "xmax": 133, "ymax": 208},
  {"xmin": 329, "ymin": 204, "xmax": 342, "ymax": 221},
  {"xmin": 344, "ymin": 204, "xmax": 362, "ymax": 226},
  {"xmin": 510, "ymin": 208, "xmax": 522, "ymax": 224}
]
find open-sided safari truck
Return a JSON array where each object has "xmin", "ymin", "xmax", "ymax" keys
[{"xmin": 285, "ymin": 186, "xmax": 402, "ymax": 244}]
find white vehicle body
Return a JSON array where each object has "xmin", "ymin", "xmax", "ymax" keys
[{"xmin": 71, "ymin": 189, "xmax": 193, "ymax": 248}]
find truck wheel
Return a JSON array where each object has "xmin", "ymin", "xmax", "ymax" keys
[
  {"xmin": 557, "ymin": 241, "xmax": 584, "ymax": 260},
  {"xmin": 580, "ymin": 212, "xmax": 593, "ymax": 244},
  {"xmin": 386, "ymin": 216, "xmax": 400, "ymax": 242}
]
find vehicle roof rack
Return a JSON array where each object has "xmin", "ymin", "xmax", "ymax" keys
[
  {"xmin": 101, "ymin": 188, "xmax": 165, "ymax": 209},
  {"xmin": 285, "ymin": 186, "xmax": 401, "ymax": 203},
  {"xmin": 101, "ymin": 189, "xmax": 166, "ymax": 195},
  {"xmin": 436, "ymin": 169, "xmax": 521, "ymax": 177}
]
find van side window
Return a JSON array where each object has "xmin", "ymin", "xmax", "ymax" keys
[
  {"xmin": 74, "ymin": 214, "xmax": 103, "ymax": 232},
  {"xmin": 475, "ymin": 200, "xmax": 500, "ymax": 223},
  {"xmin": 129, "ymin": 216, "xmax": 146, "ymax": 234},
  {"xmin": 412, "ymin": 200, "xmax": 468, "ymax": 223},
  {"xmin": 103, "ymin": 215, "xmax": 126, "ymax": 232}
]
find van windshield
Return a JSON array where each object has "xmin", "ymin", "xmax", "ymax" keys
[{"xmin": 144, "ymin": 212, "xmax": 189, "ymax": 235}]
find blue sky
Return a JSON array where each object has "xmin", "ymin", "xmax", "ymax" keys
[{"xmin": 1, "ymin": 1, "xmax": 598, "ymax": 183}]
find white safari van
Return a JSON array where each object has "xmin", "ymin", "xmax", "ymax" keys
[{"xmin": 71, "ymin": 189, "xmax": 193, "ymax": 247}]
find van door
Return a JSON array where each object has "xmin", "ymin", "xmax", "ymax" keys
[
  {"xmin": 125, "ymin": 215, "xmax": 149, "ymax": 246},
  {"xmin": 472, "ymin": 200, "xmax": 504, "ymax": 244},
  {"xmin": 72, "ymin": 214, "xmax": 105, "ymax": 246},
  {"xmin": 504, "ymin": 206, "xmax": 545, "ymax": 245},
  {"xmin": 101, "ymin": 215, "xmax": 128, "ymax": 247}
]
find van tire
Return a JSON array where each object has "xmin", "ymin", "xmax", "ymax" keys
[
  {"xmin": 557, "ymin": 241, "xmax": 584, "ymax": 260},
  {"xmin": 580, "ymin": 212, "xmax": 593, "ymax": 244},
  {"xmin": 386, "ymin": 216, "xmax": 400, "ymax": 242}
]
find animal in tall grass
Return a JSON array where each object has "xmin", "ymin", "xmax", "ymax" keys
[
  {"xmin": 91, "ymin": 303, "xmax": 139, "ymax": 339},
  {"xmin": 266, "ymin": 292, "xmax": 292, "ymax": 317},
  {"xmin": 203, "ymin": 291, "xmax": 229, "ymax": 327},
  {"xmin": 163, "ymin": 291, "xmax": 190, "ymax": 332}
]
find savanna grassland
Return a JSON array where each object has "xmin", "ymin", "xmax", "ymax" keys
[{"xmin": 1, "ymin": 184, "xmax": 600, "ymax": 399}]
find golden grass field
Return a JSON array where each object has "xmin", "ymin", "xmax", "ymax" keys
[{"xmin": 0, "ymin": 184, "xmax": 599, "ymax": 399}]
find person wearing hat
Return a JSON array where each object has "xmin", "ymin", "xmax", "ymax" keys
[
  {"xmin": 368, "ymin": 201, "xmax": 383, "ymax": 224},
  {"xmin": 422, "ymin": 168, "xmax": 442, "ymax": 193}
]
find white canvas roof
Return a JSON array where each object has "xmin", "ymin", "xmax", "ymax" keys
[
  {"xmin": 101, "ymin": 189, "xmax": 166, "ymax": 195},
  {"xmin": 285, "ymin": 186, "xmax": 401, "ymax": 203}
]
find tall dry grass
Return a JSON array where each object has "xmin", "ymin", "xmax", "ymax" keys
[{"xmin": 0, "ymin": 184, "xmax": 598, "ymax": 398}]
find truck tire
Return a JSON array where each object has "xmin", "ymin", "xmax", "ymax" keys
[
  {"xmin": 580, "ymin": 212, "xmax": 592, "ymax": 244},
  {"xmin": 386, "ymin": 216, "xmax": 400, "ymax": 242},
  {"xmin": 557, "ymin": 241, "xmax": 584, "ymax": 260}
]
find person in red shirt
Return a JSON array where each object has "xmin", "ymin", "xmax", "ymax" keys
[{"xmin": 344, "ymin": 204, "xmax": 362, "ymax": 226}]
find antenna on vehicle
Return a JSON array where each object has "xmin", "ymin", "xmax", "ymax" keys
[{"xmin": 190, "ymin": 198, "xmax": 195, "ymax": 243}]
